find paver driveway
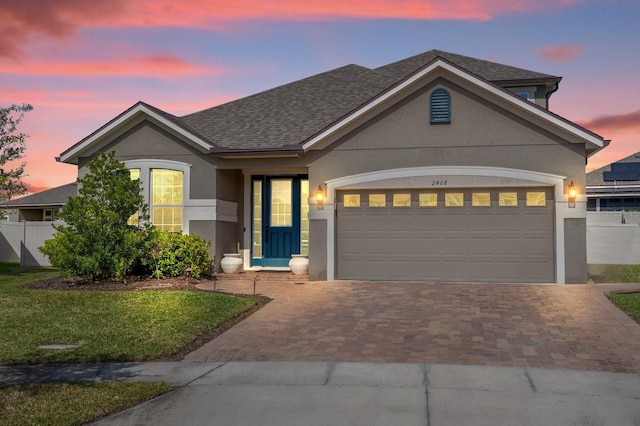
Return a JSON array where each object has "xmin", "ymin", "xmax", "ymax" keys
[{"xmin": 189, "ymin": 281, "xmax": 640, "ymax": 373}]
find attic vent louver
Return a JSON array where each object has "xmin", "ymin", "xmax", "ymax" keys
[{"xmin": 430, "ymin": 88, "xmax": 451, "ymax": 124}]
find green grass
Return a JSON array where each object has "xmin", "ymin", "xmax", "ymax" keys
[
  {"xmin": 607, "ymin": 292, "xmax": 640, "ymax": 324},
  {"xmin": 0, "ymin": 263, "xmax": 256, "ymax": 364},
  {"xmin": 0, "ymin": 381, "xmax": 172, "ymax": 425}
]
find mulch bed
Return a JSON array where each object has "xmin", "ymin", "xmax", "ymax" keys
[
  {"xmin": 28, "ymin": 275, "xmax": 203, "ymax": 291},
  {"xmin": 26, "ymin": 275, "xmax": 271, "ymax": 361}
]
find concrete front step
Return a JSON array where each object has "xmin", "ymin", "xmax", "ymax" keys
[{"xmin": 215, "ymin": 271, "xmax": 308, "ymax": 282}]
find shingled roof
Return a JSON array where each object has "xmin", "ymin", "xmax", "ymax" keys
[
  {"xmin": 587, "ymin": 152, "xmax": 640, "ymax": 190},
  {"xmin": 375, "ymin": 49, "xmax": 560, "ymax": 83},
  {"xmin": 180, "ymin": 64, "xmax": 398, "ymax": 150},
  {"xmin": 0, "ymin": 183, "xmax": 77, "ymax": 207},
  {"xmin": 60, "ymin": 49, "xmax": 571, "ymax": 161},
  {"xmin": 178, "ymin": 50, "xmax": 561, "ymax": 152}
]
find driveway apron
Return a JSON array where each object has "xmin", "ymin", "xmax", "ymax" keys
[{"xmin": 189, "ymin": 281, "xmax": 640, "ymax": 373}]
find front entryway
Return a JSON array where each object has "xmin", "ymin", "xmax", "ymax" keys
[{"xmin": 251, "ymin": 176, "xmax": 309, "ymax": 267}]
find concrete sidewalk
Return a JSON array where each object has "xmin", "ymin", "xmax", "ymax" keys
[{"xmin": 3, "ymin": 361, "xmax": 639, "ymax": 425}]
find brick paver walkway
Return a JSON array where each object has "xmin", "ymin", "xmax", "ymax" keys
[{"xmin": 187, "ymin": 280, "xmax": 640, "ymax": 373}]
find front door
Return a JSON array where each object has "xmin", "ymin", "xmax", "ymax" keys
[{"xmin": 252, "ymin": 176, "xmax": 308, "ymax": 267}]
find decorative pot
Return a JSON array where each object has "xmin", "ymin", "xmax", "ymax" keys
[
  {"xmin": 221, "ymin": 253, "xmax": 243, "ymax": 274},
  {"xmin": 289, "ymin": 254, "xmax": 309, "ymax": 275}
]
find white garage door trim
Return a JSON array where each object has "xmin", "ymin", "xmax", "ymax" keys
[{"xmin": 313, "ymin": 166, "xmax": 572, "ymax": 283}]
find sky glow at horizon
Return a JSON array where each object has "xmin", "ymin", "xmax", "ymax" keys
[{"xmin": 2, "ymin": 0, "xmax": 639, "ymax": 193}]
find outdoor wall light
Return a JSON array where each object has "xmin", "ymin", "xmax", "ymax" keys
[
  {"xmin": 315, "ymin": 185, "xmax": 325, "ymax": 210},
  {"xmin": 568, "ymin": 181, "xmax": 577, "ymax": 208}
]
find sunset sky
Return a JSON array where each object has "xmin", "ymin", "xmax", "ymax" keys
[{"xmin": 2, "ymin": 0, "xmax": 639, "ymax": 193}]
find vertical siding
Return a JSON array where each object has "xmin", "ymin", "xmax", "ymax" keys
[
  {"xmin": 587, "ymin": 213, "xmax": 640, "ymax": 265},
  {"xmin": 0, "ymin": 222, "xmax": 57, "ymax": 266}
]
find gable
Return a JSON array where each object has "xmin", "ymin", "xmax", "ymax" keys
[
  {"xmin": 302, "ymin": 59, "xmax": 604, "ymax": 157},
  {"xmin": 58, "ymin": 102, "xmax": 212, "ymax": 165}
]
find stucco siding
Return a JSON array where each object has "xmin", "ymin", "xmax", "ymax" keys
[
  {"xmin": 309, "ymin": 219, "xmax": 328, "ymax": 281},
  {"xmin": 79, "ymin": 121, "xmax": 218, "ymax": 200},
  {"xmin": 310, "ymin": 80, "xmax": 585, "ymax": 187},
  {"xmin": 564, "ymin": 218, "xmax": 588, "ymax": 283}
]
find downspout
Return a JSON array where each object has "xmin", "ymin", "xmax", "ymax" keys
[{"xmin": 545, "ymin": 79, "xmax": 561, "ymax": 110}]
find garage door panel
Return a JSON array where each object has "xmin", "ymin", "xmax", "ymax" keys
[{"xmin": 337, "ymin": 188, "xmax": 554, "ymax": 282}]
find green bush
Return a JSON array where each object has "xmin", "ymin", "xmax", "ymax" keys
[
  {"xmin": 40, "ymin": 152, "xmax": 151, "ymax": 281},
  {"xmin": 144, "ymin": 231, "xmax": 212, "ymax": 279}
]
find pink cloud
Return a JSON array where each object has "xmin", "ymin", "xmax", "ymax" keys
[
  {"xmin": 578, "ymin": 109, "xmax": 640, "ymax": 133},
  {"xmin": 537, "ymin": 45, "xmax": 584, "ymax": 63},
  {"xmin": 0, "ymin": 0, "xmax": 127, "ymax": 59},
  {"xmin": 2, "ymin": 1, "xmax": 588, "ymax": 58},
  {"xmin": 0, "ymin": 55, "xmax": 221, "ymax": 78}
]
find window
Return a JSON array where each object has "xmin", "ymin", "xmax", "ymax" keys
[
  {"xmin": 368, "ymin": 194, "xmax": 386, "ymax": 207},
  {"xmin": 127, "ymin": 168, "xmax": 141, "ymax": 226},
  {"xmin": 499, "ymin": 192, "xmax": 518, "ymax": 207},
  {"xmin": 526, "ymin": 192, "xmax": 546, "ymax": 206},
  {"xmin": 270, "ymin": 179, "xmax": 293, "ymax": 227},
  {"xmin": 419, "ymin": 193, "xmax": 438, "ymax": 207},
  {"xmin": 472, "ymin": 193, "xmax": 491, "ymax": 207},
  {"xmin": 300, "ymin": 180, "xmax": 309, "ymax": 256},
  {"xmin": 252, "ymin": 180, "xmax": 263, "ymax": 258},
  {"xmin": 344, "ymin": 194, "xmax": 361, "ymax": 207},
  {"xmin": 124, "ymin": 161, "xmax": 188, "ymax": 232},
  {"xmin": 43, "ymin": 208, "xmax": 58, "ymax": 221},
  {"xmin": 393, "ymin": 193, "xmax": 411, "ymax": 207},
  {"xmin": 152, "ymin": 169, "xmax": 183, "ymax": 232},
  {"xmin": 445, "ymin": 193, "xmax": 464, "ymax": 207},
  {"xmin": 430, "ymin": 88, "xmax": 451, "ymax": 124}
]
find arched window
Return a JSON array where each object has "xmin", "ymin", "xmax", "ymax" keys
[
  {"xmin": 124, "ymin": 160, "xmax": 188, "ymax": 232},
  {"xmin": 430, "ymin": 88, "xmax": 451, "ymax": 124}
]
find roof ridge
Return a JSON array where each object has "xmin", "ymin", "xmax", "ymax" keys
[{"xmin": 375, "ymin": 49, "xmax": 559, "ymax": 82}]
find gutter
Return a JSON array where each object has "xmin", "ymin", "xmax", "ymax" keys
[{"xmin": 208, "ymin": 145, "xmax": 304, "ymax": 159}]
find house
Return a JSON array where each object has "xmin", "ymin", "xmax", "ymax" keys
[
  {"xmin": 0, "ymin": 183, "xmax": 76, "ymax": 222},
  {"xmin": 57, "ymin": 50, "xmax": 606, "ymax": 284},
  {"xmin": 587, "ymin": 152, "xmax": 640, "ymax": 211}
]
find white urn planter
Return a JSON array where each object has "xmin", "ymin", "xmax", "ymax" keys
[
  {"xmin": 221, "ymin": 253, "xmax": 243, "ymax": 274},
  {"xmin": 289, "ymin": 254, "xmax": 309, "ymax": 275}
]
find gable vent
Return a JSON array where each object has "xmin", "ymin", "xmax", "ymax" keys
[{"xmin": 430, "ymin": 88, "xmax": 451, "ymax": 124}]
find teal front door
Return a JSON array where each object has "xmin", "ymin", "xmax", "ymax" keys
[{"xmin": 252, "ymin": 176, "xmax": 309, "ymax": 267}]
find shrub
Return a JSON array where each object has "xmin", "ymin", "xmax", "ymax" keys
[
  {"xmin": 40, "ymin": 152, "xmax": 151, "ymax": 281},
  {"xmin": 144, "ymin": 231, "xmax": 212, "ymax": 279}
]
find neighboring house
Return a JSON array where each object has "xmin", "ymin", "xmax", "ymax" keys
[
  {"xmin": 57, "ymin": 49, "xmax": 606, "ymax": 284},
  {"xmin": 586, "ymin": 152, "xmax": 640, "ymax": 211},
  {"xmin": 0, "ymin": 183, "xmax": 76, "ymax": 222}
]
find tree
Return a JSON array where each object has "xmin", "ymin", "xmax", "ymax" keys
[
  {"xmin": 0, "ymin": 104, "xmax": 33, "ymax": 201},
  {"xmin": 40, "ymin": 151, "xmax": 152, "ymax": 281}
]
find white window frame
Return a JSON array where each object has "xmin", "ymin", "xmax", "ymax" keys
[{"xmin": 124, "ymin": 160, "xmax": 190, "ymax": 231}]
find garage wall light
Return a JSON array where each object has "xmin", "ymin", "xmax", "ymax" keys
[
  {"xmin": 568, "ymin": 181, "xmax": 577, "ymax": 208},
  {"xmin": 315, "ymin": 185, "xmax": 325, "ymax": 210}
]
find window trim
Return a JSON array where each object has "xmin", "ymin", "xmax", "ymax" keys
[{"xmin": 124, "ymin": 159, "xmax": 190, "ymax": 231}]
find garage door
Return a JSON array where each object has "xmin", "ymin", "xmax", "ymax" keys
[{"xmin": 336, "ymin": 188, "xmax": 555, "ymax": 283}]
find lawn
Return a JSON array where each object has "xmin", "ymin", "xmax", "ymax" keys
[
  {"xmin": 0, "ymin": 381, "xmax": 173, "ymax": 426},
  {"xmin": 607, "ymin": 292, "xmax": 640, "ymax": 324},
  {"xmin": 0, "ymin": 263, "xmax": 257, "ymax": 364}
]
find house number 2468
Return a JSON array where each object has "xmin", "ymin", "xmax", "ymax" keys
[{"xmin": 431, "ymin": 180, "xmax": 448, "ymax": 186}]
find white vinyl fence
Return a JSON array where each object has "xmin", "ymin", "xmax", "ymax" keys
[
  {"xmin": 1, "ymin": 214, "xmax": 638, "ymax": 268},
  {"xmin": 0, "ymin": 221, "xmax": 58, "ymax": 266},
  {"xmin": 587, "ymin": 212, "xmax": 640, "ymax": 265}
]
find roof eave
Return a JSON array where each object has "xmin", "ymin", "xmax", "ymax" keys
[
  {"xmin": 492, "ymin": 77, "xmax": 562, "ymax": 86},
  {"xmin": 209, "ymin": 146, "xmax": 304, "ymax": 159}
]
